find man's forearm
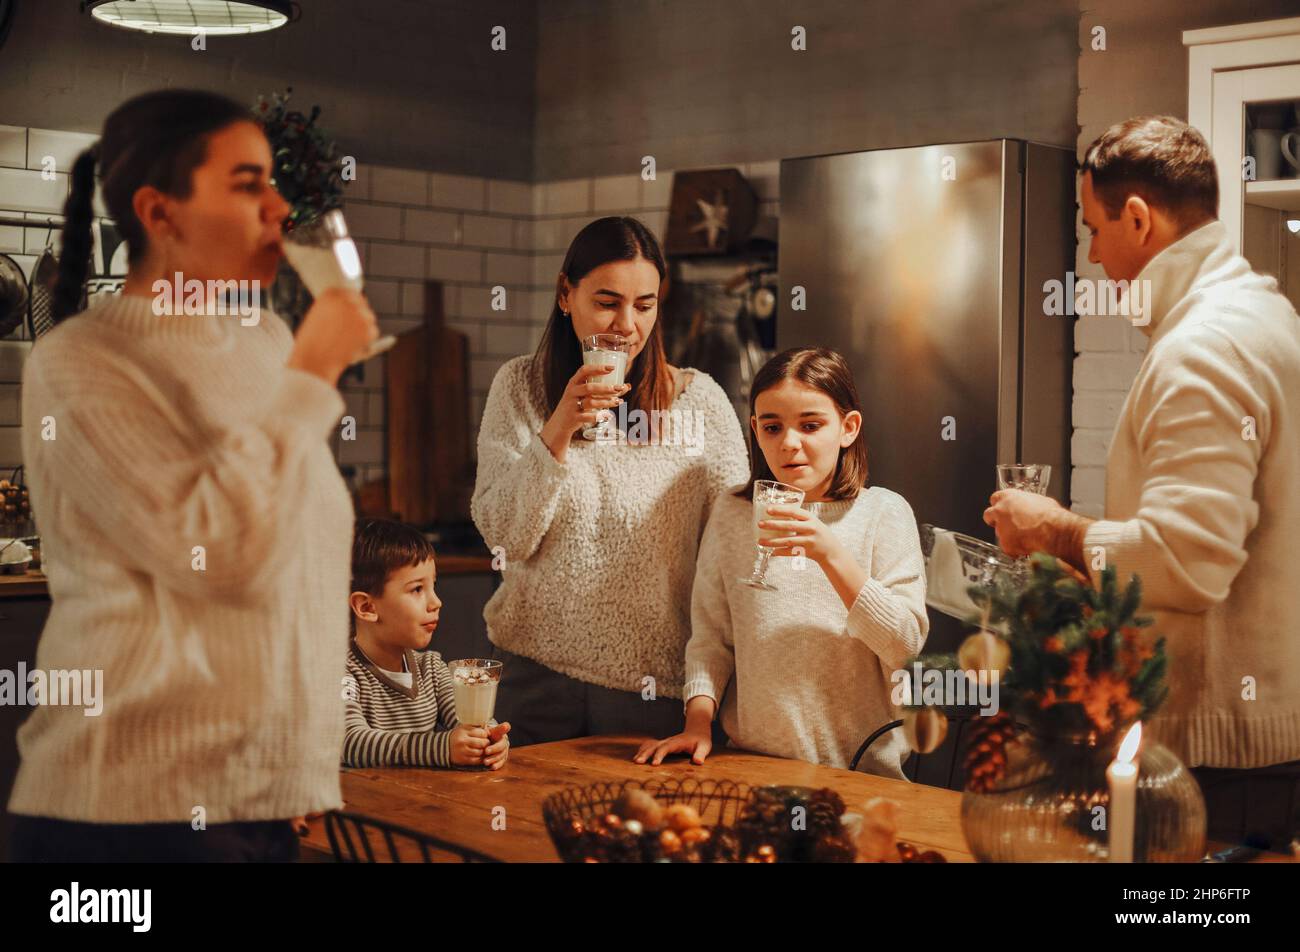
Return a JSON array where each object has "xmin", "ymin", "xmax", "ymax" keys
[{"xmin": 1050, "ymin": 509, "xmax": 1093, "ymax": 574}]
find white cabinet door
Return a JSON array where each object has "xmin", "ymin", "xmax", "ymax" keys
[{"xmin": 1212, "ymin": 64, "xmax": 1300, "ymax": 250}]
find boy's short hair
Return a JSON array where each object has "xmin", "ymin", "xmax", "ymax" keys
[{"xmin": 351, "ymin": 518, "xmax": 437, "ymax": 596}]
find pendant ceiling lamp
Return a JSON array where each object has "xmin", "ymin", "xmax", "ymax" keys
[{"xmin": 81, "ymin": 1, "xmax": 296, "ymax": 36}]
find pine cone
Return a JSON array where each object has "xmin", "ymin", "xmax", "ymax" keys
[{"xmin": 963, "ymin": 712, "xmax": 1016, "ymax": 793}]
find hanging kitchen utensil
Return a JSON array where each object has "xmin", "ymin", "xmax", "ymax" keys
[
  {"xmin": 27, "ymin": 232, "xmax": 63, "ymax": 338},
  {"xmin": 0, "ymin": 252, "xmax": 29, "ymax": 338}
]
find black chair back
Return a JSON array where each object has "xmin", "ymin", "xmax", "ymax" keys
[
  {"xmin": 324, "ymin": 810, "xmax": 502, "ymax": 863},
  {"xmin": 851, "ymin": 714, "xmax": 1022, "ymax": 790}
]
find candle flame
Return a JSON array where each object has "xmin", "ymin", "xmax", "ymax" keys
[{"xmin": 1117, "ymin": 721, "xmax": 1142, "ymax": 764}]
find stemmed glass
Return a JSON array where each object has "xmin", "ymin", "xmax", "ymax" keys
[
  {"xmin": 580, "ymin": 333, "xmax": 630, "ymax": 441},
  {"xmin": 996, "ymin": 463, "xmax": 1052, "ymax": 495},
  {"xmin": 738, "ymin": 479, "xmax": 805, "ymax": 591},
  {"xmin": 996, "ymin": 463, "xmax": 1051, "ymax": 575},
  {"xmin": 281, "ymin": 209, "xmax": 396, "ymax": 363}
]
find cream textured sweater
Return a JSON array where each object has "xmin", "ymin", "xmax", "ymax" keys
[
  {"xmin": 12, "ymin": 293, "xmax": 352, "ymax": 823},
  {"xmin": 471, "ymin": 355, "xmax": 750, "ymax": 698},
  {"xmin": 1083, "ymin": 220, "xmax": 1300, "ymax": 769},
  {"xmin": 684, "ymin": 488, "xmax": 929, "ymax": 778}
]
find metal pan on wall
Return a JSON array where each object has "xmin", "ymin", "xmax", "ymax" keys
[
  {"xmin": 26, "ymin": 246, "xmax": 61, "ymax": 340},
  {"xmin": 0, "ymin": 253, "xmax": 29, "ymax": 339}
]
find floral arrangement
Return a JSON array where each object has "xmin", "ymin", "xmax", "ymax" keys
[{"xmin": 253, "ymin": 87, "xmax": 346, "ymax": 229}]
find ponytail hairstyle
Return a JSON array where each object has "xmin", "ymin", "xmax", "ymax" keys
[
  {"xmin": 51, "ymin": 89, "xmax": 254, "ymax": 321},
  {"xmin": 531, "ymin": 216, "xmax": 673, "ymax": 418},
  {"xmin": 735, "ymin": 347, "xmax": 869, "ymax": 502}
]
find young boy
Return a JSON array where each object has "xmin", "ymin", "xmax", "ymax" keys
[{"xmin": 343, "ymin": 518, "xmax": 510, "ymax": 769}]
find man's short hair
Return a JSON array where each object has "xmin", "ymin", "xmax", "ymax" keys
[{"xmin": 1082, "ymin": 115, "xmax": 1218, "ymax": 230}]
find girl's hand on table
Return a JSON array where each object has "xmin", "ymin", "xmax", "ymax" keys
[
  {"xmin": 757, "ymin": 505, "xmax": 844, "ymax": 566},
  {"xmin": 633, "ymin": 726, "xmax": 713, "ymax": 766},
  {"xmin": 450, "ymin": 725, "xmax": 490, "ymax": 767},
  {"xmin": 484, "ymin": 722, "xmax": 511, "ymax": 770}
]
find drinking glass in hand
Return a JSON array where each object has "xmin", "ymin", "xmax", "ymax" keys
[
  {"xmin": 449, "ymin": 659, "xmax": 502, "ymax": 728},
  {"xmin": 450, "ymin": 658, "xmax": 503, "ymax": 770},
  {"xmin": 996, "ymin": 463, "xmax": 1051, "ymax": 573},
  {"xmin": 580, "ymin": 333, "xmax": 630, "ymax": 441},
  {"xmin": 738, "ymin": 480, "xmax": 805, "ymax": 591},
  {"xmin": 281, "ymin": 209, "xmax": 396, "ymax": 363},
  {"xmin": 996, "ymin": 463, "xmax": 1051, "ymax": 495}
]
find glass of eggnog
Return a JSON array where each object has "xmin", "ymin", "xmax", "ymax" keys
[
  {"xmin": 580, "ymin": 333, "xmax": 630, "ymax": 442},
  {"xmin": 449, "ymin": 659, "xmax": 502, "ymax": 731},
  {"xmin": 281, "ymin": 208, "xmax": 396, "ymax": 362}
]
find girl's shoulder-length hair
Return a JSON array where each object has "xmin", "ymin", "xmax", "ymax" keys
[{"xmin": 733, "ymin": 347, "xmax": 868, "ymax": 501}]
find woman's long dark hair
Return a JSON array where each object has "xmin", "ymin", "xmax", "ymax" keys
[
  {"xmin": 52, "ymin": 89, "xmax": 254, "ymax": 321},
  {"xmin": 735, "ymin": 347, "xmax": 869, "ymax": 501},
  {"xmin": 531, "ymin": 216, "xmax": 673, "ymax": 417}
]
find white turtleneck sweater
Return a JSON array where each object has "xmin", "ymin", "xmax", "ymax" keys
[
  {"xmin": 471, "ymin": 355, "xmax": 750, "ymax": 698},
  {"xmin": 684, "ymin": 487, "xmax": 929, "ymax": 778},
  {"xmin": 1083, "ymin": 219, "xmax": 1300, "ymax": 769},
  {"xmin": 12, "ymin": 293, "xmax": 352, "ymax": 824}
]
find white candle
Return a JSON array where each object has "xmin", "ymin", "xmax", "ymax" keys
[{"xmin": 1107, "ymin": 721, "xmax": 1142, "ymax": 863}]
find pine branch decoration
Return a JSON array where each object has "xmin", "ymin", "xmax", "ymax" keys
[{"xmin": 253, "ymin": 88, "xmax": 347, "ymax": 229}]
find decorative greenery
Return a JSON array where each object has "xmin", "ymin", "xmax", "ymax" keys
[
  {"xmin": 910, "ymin": 553, "xmax": 1168, "ymax": 743},
  {"xmin": 253, "ymin": 87, "xmax": 346, "ymax": 229}
]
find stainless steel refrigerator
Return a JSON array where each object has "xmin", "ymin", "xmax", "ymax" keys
[{"xmin": 778, "ymin": 139, "xmax": 1075, "ymax": 651}]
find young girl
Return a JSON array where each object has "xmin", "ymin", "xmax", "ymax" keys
[{"xmin": 634, "ymin": 347, "xmax": 928, "ymax": 778}]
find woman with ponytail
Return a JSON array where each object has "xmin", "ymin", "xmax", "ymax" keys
[{"xmin": 10, "ymin": 89, "xmax": 378, "ymax": 861}]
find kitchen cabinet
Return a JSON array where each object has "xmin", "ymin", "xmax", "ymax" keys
[{"xmin": 1186, "ymin": 17, "xmax": 1300, "ymax": 310}]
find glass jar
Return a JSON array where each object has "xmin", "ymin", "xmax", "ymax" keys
[{"xmin": 960, "ymin": 726, "xmax": 1206, "ymax": 862}]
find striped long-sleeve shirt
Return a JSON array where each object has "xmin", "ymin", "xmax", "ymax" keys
[{"xmin": 343, "ymin": 642, "xmax": 460, "ymax": 768}]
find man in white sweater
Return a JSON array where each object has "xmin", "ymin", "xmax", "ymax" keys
[{"xmin": 984, "ymin": 116, "xmax": 1300, "ymax": 849}]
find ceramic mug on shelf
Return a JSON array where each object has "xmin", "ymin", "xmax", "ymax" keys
[
  {"xmin": 1282, "ymin": 129, "xmax": 1300, "ymax": 177},
  {"xmin": 1249, "ymin": 128, "xmax": 1286, "ymax": 181}
]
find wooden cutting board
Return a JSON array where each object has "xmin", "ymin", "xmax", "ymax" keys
[{"xmin": 385, "ymin": 280, "xmax": 472, "ymax": 526}]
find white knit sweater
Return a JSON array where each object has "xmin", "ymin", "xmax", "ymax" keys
[
  {"xmin": 683, "ymin": 487, "xmax": 929, "ymax": 778},
  {"xmin": 471, "ymin": 355, "xmax": 749, "ymax": 698},
  {"xmin": 12, "ymin": 293, "xmax": 352, "ymax": 823},
  {"xmin": 1083, "ymin": 220, "xmax": 1300, "ymax": 769}
]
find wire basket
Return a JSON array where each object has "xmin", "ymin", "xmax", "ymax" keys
[{"xmin": 543, "ymin": 777, "xmax": 754, "ymax": 863}]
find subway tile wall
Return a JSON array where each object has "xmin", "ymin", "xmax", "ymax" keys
[
  {"xmin": 1, "ymin": 124, "xmax": 1119, "ymax": 516},
  {"xmin": 326, "ymin": 158, "xmax": 780, "ymax": 493}
]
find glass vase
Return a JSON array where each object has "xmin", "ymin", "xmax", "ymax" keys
[{"xmin": 960, "ymin": 726, "xmax": 1206, "ymax": 862}]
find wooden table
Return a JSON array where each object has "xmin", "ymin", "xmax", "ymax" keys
[
  {"xmin": 0, "ymin": 569, "xmax": 46, "ymax": 599},
  {"xmin": 302, "ymin": 734, "xmax": 973, "ymax": 863}
]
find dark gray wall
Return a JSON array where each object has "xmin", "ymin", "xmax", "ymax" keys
[
  {"xmin": 1078, "ymin": 0, "xmax": 1300, "ymax": 139},
  {"xmin": 534, "ymin": 0, "xmax": 1080, "ymax": 180},
  {"xmin": 0, "ymin": 0, "xmax": 537, "ymax": 180}
]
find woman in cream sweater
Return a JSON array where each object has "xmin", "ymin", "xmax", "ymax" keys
[
  {"xmin": 471, "ymin": 217, "xmax": 749, "ymax": 746},
  {"xmin": 10, "ymin": 90, "xmax": 377, "ymax": 861}
]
